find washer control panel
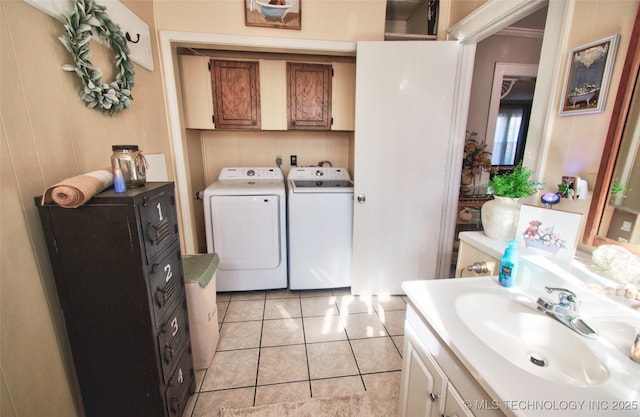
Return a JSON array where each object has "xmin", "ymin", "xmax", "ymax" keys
[
  {"xmin": 287, "ymin": 167, "xmax": 351, "ymax": 181},
  {"xmin": 218, "ymin": 167, "xmax": 284, "ymax": 181}
]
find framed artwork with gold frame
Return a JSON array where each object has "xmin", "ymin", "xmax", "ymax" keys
[{"xmin": 244, "ymin": 0, "xmax": 301, "ymax": 30}]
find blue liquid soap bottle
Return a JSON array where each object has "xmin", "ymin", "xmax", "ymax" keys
[
  {"xmin": 113, "ymin": 167, "xmax": 127, "ymax": 193},
  {"xmin": 498, "ymin": 239, "xmax": 519, "ymax": 287}
]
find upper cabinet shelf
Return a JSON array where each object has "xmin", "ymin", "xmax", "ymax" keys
[{"xmin": 178, "ymin": 54, "xmax": 355, "ymax": 131}]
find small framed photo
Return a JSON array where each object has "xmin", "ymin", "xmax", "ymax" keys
[
  {"xmin": 244, "ymin": 0, "xmax": 301, "ymax": 30},
  {"xmin": 516, "ymin": 205, "xmax": 583, "ymax": 263},
  {"xmin": 559, "ymin": 34, "xmax": 619, "ymax": 116}
]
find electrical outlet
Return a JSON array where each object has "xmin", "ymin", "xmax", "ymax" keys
[{"xmin": 290, "ymin": 155, "xmax": 297, "ymax": 166}]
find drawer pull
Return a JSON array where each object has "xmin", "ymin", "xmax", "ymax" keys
[
  {"xmin": 147, "ymin": 218, "xmax": 171, "ymax": 244},
  {"xmin": 155, "ymin": 277, "xmax": 176, "ymax": 307}
]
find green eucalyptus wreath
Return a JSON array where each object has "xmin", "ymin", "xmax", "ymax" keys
[{"xmin": 59, "ymin": 0, "xmax": 135, "ymax": 115}]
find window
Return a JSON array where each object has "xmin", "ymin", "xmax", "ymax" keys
[{"xmin": 491, "ymin": 101, "xmax": 531, "ymax": 166}]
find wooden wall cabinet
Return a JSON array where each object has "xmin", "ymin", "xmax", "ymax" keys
[
  {"xmin": 35, "ymin": 183, "xmax": 194, "ymax": 417},
  {"xmin": 287, "ymin": 62, "xmax": 333, "ymax": 130},
  {"xmin": 179, "ymin": 55, "xmax": 355, "ymax": 131},
  {"xmin": 211, "ymin": 59, "xmax": 261, "ymax": 130}
]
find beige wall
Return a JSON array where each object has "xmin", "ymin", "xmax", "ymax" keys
[
  {"xmin": 154, "ymin": 0, "xmax": 386, "ymax": 41},
  {"xmin": 541, "ymin": 0, "xmax": 639, "ymax": 219},
  {"xmin": 1, "ymin": 1, "xmax": 171, "ymax": 416},
  {"xmin": 467, "ymin": 33, "xmax": 544, "ymax": 144}
]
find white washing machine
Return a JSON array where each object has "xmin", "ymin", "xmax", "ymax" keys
[
  {"xmin": 287, "ymin": 167, "xmax": 354, "ymax": 290},
  {"xmin": 204, "ymin": 167, "xmax": 287, "ymax": 291}
]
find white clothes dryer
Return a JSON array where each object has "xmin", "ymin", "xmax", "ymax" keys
[
  {"xmin": 204, "ymin": 167, "xmax": 287, "ymax": 291},
  {"xmin": 287, "ymin": 167, "xmax": 354, "ymax": 290}
]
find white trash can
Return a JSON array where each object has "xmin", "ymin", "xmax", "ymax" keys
[{"xmin": 183, "ymin": 253, "xmax": 220, "ymax": 370}]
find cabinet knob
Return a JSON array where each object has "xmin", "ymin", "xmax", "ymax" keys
[
  {"xmin": 164, "ymin": 345, "xmax": 175, "ymax": 362},
  {"xmin": 357, "ymin": 194, "xmax": 366, "ymax": 204},
  {"xmin": 429, "ymin": 392, "xmax": 440, "ymax": 402}
]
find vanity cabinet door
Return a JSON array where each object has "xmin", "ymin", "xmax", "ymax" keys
[
  {"xmin": 287, "ymin": 62, "xmax": 332, "ymax": 130},
  {"xmin": 211, "ymin": 59, "xmax": 261, "ymax": 129},
  {"xmin": 401, "ymin": 326, "xmax": 446, "ymax": 417}
]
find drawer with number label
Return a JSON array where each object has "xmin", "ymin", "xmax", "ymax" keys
[
  {"xmin": 165, "ymin": 351, "xmax": 194, "ymax": 417},
  {"xmin": 139, "ymin": 189, "xmax": 178, "ymax": 263},
  {"xmin": 148, "ymin": 244, "xmax": 184, "ymax": 327},
  {"xmin": 158, "ymin": 301, "xmax": 190, "ymax": 383}
]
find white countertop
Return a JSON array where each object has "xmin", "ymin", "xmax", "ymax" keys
[{"xmin": 402, "ymin": 259, "xmax": 640, "ymax": 416}]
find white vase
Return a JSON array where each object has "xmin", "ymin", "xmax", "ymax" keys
[{"xmin": 481, "ymin": 196, "xmax": 522, "ymax": 241}]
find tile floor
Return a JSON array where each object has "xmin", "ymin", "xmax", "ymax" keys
[{"xmin": 182, "ymin": 288, "xmax": 407, "ymax": 417}]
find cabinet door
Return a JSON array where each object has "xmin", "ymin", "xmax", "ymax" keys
[
  {"xmin": 401, "ymin": 328, "xmax": 446, "ymax": 417},
  {"xmin": 179, "ymin": 55, "xmax": 215, "ymax": 129},
  {"xmin": 211, "ymin": 59, "xmax": 261, "ymax": 129},
  {"xmin": 287, "ymin": 62, "xmax": 332, "ymax": 130},
  {"xmin": 444, "ymin": 384, "xmax": 476, "ymax": 417},
  {"xmin": 331, "ymin": 62, "xmax": 356, "ymax": 131}
]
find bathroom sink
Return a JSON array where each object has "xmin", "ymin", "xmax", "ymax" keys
[
  {"xmin": 455, "ymin": 291, "xmax": 609, "ymax": 387},
  {"xmin": 592, "ymin": 316, "xmax": 640, "ymax": 357}
]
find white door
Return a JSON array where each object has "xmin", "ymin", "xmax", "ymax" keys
[{"xmin": 352, "ymin": 41, "xmax": 465, "ymax": 295}]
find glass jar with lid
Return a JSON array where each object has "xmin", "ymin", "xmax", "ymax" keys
[{"xmin": 110, "ymin": 145, "xmax": 147, "ymax": 187}]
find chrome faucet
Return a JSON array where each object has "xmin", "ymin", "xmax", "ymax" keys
[{"xmin": 536, "ymin": 286, "xmax": 598, "ymax": 339}]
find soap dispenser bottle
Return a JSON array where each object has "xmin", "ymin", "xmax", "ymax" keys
[{"xmin": 498, "ymin": 239, "xmax": 519, "ymax": 287}]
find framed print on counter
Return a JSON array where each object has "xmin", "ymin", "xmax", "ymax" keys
[{"xmin": 516, "ymin": 205, "xmax": 583, "ymax": 263}]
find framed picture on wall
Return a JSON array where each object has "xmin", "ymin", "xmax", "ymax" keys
[
  {"xmin": 559, "ymin": 34, "xmax": 619, "ymax": 116},
  {"xmin": 516, "ymin": 205, "xmax": 583, "ymax": 263},
  {"xmin": 244, "ymin": 0, "xmax": 301, "ymax": 30}
]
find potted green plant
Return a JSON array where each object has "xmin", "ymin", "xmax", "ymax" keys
[
  {"xmin": 482, "ymin": 164, "xmax": 542, "ymax": 241},
  {"xmin": 609, "ymin": 178, "xmax": 631, "ymax": 203}
]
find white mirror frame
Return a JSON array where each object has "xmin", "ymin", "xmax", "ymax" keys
[{"xmin": 485, "ymin": 63, "xmax": 539, "ymax": 158}]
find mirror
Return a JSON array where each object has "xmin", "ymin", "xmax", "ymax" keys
[
  {"xmin": 584, "ymin": 5, "xmax": 640, "ymax": 255},
  {"xmin": 486, "ymin": 63, "xmax": 538, "ymax": 168}
]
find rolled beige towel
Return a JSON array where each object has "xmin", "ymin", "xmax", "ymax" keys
[{"xmin": 42, "ymin": 169, "xmax": 114, "ymax": 208}]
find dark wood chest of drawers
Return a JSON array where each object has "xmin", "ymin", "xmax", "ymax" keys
[{"xmin": 36, "ymin": 182, "xmax": 194, "ymax": 417}]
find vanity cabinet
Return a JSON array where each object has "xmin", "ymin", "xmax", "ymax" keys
[
  {"xmin": 287, "ymin": 62, "xmax": 333, "ymax": 130},
  {"xmin": 401, "ymin": 305, "xmax": 503, "ymax": 417},
  {"xmin": 402, "ymin": 324, "xmax": 447, "ymax": 416},
  {"xmin": 211, "ymin": 59, "xmax": 261, "ymax": 130},
  {"xmin": 35, "ymin": 182, "xmax": 194, "ymax": 417},
  {"xmin": 402, "ymin": 320, "xmax": 474, "ymax": 417},
  {"xmin": 455, "ymin": 231, "xmax": 502, "ymax": 278}
]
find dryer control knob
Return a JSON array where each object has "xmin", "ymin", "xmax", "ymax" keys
[
  {"xmin": 247, "ymin": 169, "xmax": 255, "ymax": 176},
  {"xmin": 315, "ymin": 169, "xmax": 323, "ymax": 177}
]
